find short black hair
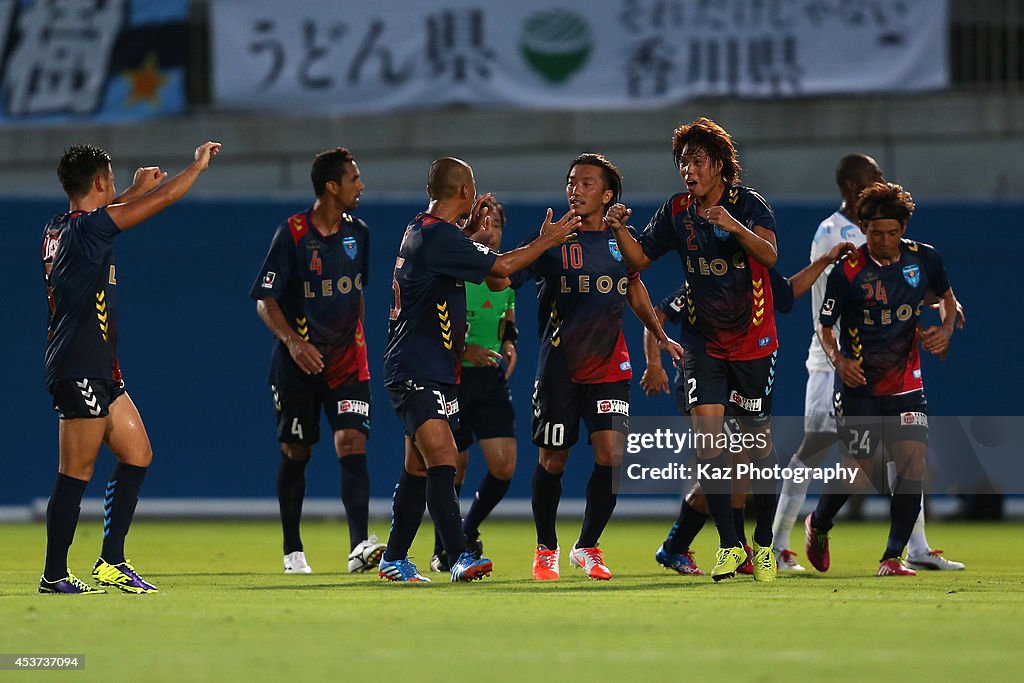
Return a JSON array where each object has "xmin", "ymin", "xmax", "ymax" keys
[
  {"xmin": 57, "ymin": 145, "xmax": 111, "ymax": 199},
  {"xmin": 567, "ymin": 153, "xmax": 623, "ymax": 208},
  {"xmin": 857, "ymin": 182, "xmax": 915, "ymax": 225},
  {"xmin": 311, "ymin": 147, "xmax": 355, "ymax": 196},
  {"xmin": 835, "ymin": 154, "xmax": 879, "ymax": 189}
]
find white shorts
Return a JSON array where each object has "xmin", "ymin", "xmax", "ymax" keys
[{"xmin": 803, "ymin": 369, "xmax": 837, "ymax": 434}]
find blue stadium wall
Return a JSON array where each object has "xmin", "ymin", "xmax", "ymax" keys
[{"xmin": 2, "ymin": 197, "xmax": 1015, "ymax": 507}]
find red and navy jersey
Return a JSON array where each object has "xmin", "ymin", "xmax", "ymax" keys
[
  {"xmin": 819, "ymin": 239, "xmax": 950, "ymax": 397},
  {"xmin": 42, "ymin": 208, "xmax": 122, "ymax": 389},
  {"xmin": 383, "ymin": 213, "xmax": 498, "ymax": 386},
  {"xmin": 512, "ymin": 227, "xmax": 639, "ymax": 384},
  {"xmin": 659, "ymin": 267, "xmax": 794, "ymax": 324},
  {"xmin": 638, "ymin": 186, "xmax": 778, "ymax": 360},
  {"xmin": 250, "ymin": 209, "xmax": 370, "ymax": 390}
]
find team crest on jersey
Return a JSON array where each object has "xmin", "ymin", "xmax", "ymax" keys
[
  {"xmin": 608, "ymin": 239, "xmax": 622, "ymax": 262},
  {"xmin": 902, "ymin": 264, "xmax": 920, "ymax": 287},
  {"xmin": 262, "ymin": 271, "xmax": 276, "ymax": 288},
  {"xmin": 713, "ymin": 226, "xmax": 730, "ymax": 241},
  {"xmin": 343, "ymin": 236, "xmax": 358, "ymax": 259}
]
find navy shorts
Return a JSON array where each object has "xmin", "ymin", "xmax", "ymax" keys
[
  {"xmin": 51, "ymin": 378, "xmax": 126, "ymax": 419},
  {"xmin": 531, "ymin": 380, "xmax": 629, "ymax": 449},
  {"xmin": 272, "ymin": 380, "xmax": 371, "ymax": 445},
  {"xmin": 834, "ymin": 390, "xmax": 929, "ymax": 459},
  {"xmin": 453, "ymin": 366, "xmax": 515, "ymax": 452},
  {"xmin": 679, "ymin": 349, "xmax": 777, "ymax": 424},
  {"xmin": 386, "ymin": 380, "xmax": 460, "ymax": 439}
]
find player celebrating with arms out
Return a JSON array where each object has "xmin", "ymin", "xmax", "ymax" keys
[
  {"xmin": 251, "ymin": 147, "xmax": 386, "ymax": 576},
  {"xmin": 517, "ymin": 153, "xmax": 684, "ymax": 581},
  {"xmin": 40, "ymin": 141, "xmax": 220, "ymax": 594},
  {"xmin": 607, "ymin": 117, "xmax": 782, "ymax": 582},
  {"xmin": 379, "ymin": 158, "xmax": 581, "ymax": 582},
  {"xmin": 807, "ymin": 182, "xmax": 961, "ymax": 577}
]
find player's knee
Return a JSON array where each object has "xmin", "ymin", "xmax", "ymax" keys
[
  {"xmin": 538, "ymin": 451, "xmax": 567, "ymax": 475},
  {"xmin": 489, "ymin": 457, "xmax": 516, "ymax": 481},
  {"xmin": 282, "ymin": 443, "xmax": 312, "ymax": 463},
  {"xmin": 334, "ymin": 431, "xmax": 367, "ymax": 457}
]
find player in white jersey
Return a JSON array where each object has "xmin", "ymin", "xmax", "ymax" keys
[{"xmin": 771, "ymin": 154, "xmax": 965, "ymax": 572}]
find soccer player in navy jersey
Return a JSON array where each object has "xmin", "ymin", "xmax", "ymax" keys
[
  {"xmin": 250, "ymin": 148, "xmax": 385, "ymax": 575},
  {"xmin": 378, "ymin": 158, "xmax": 581, "ymax": 582},
  {"xmin": 429, "ymin": 198, "xmax": 519, "ymax": 574},
  {"xmin": 39, "ymin": 141, "xmax": 220, "ymax": 594},
  {"xmin": 607, "ymin": 117, "xmax": 782, "ymax": 582},
  {"xmin": 806, "ymin": 182, "xmax": 961, "ymax": 576},
  {"xmin": 641, "ymin": 248, "xmax": 855, "ymax": 576},
  {"xmin": 773, "ymin": 155, "xmax": 965, "ymax": 573},
  {"xmin": 514, "ymin": 153, "xmax": 685, "ymax": 581}
]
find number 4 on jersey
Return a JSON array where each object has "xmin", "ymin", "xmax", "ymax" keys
[{"xmin": 310, "ymin": 250, "xmax": 323, "ymax": 275}]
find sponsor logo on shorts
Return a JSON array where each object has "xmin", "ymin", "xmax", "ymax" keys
[
  {"xmin": 758, "ymin": 336, "xmax": 771, "ymax": 348},
  {"xmin": 729, "ymin": 390, "xmax": 763, "ymax": 413},
  {"xmin": 596, "ymin": 399, "xmax": 629, "ymax": 415},
  {"xmin": 262, "ymin": 271, "xmax": 276, "ymax": 288},
  {"xmin": 445, "ymin": 398, "xmax": 460, "ymax": 416},
  {"xmin": 822, "ymin": 298, "xmax": 835, "ymax": 315},
  {"xmin": 337, "ymin": 399, "xmax": 370, "ymax": 416},
  {"xmin": 900, "ymin": 411, "xmax": 928, "ymax": 427}
]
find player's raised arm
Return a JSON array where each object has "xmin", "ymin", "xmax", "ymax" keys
[
  {"xmin": 704, "ymin": 205, "xmax": 777, "ymax": 268},
  {"xmin": 105, "ymin": 142, "xmax": 221, "ymax": 231},
  {"xmin": 789, "ymin": 241, "xmax": 857, "ymax": 300},
  {"xmin": 113, "ymin": 166, "xmax": 167, "ymax": 204},
  {"xmin": 487, "ymin": 208, "xmax": 581, "ymax": 278},
  {"xmin": 606, "ymin": 203, "xmax": 653, "ymax": 272}
]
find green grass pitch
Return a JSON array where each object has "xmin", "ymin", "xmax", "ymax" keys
[{"xmin": 1, "ymin": 519, "xmax": 1021, "ymax": 681}]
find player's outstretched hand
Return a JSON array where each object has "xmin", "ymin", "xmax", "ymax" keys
[
  {"xmin": 132, "ymin": 166, "xmax": 167, "ymax": 194},
  {"xmin": 539, "ymin": 208, "xmax": 581, "ymax": 247},
  {"xmin": 835, "ymin": 356, "xmax": 867, "ymax": 388},
  {"xmin": 605, "ymin": 203, "xmax": 632, "ymax": 231},
  {"xmin": 826, "ymin": 241, "xmax": 857, "ymax": 262},
  {"xmin": 640, "ymin": 366, "xmax": 670, "ymax": 396},
  {"xmin": 467, "ymin": 193, "xmax": 494, "ymax": 234},
  {"xmin": 919, "ymin": 325, "xmax": 952, "ymax": 359},
  {"xmin": 286, "ymin": 337, "xmax": 324, "ymax": 375},
  {"xmin": 194, "ymin": 142, "xmax": 222, "ymax": 171}
]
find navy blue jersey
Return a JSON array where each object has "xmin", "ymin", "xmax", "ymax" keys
[
  {"xmin": 512, "ymin": 227, "xmax": 639, "ymax": 384},
  {"xmin": 819, "ymin": 240, "xmax": 950, "ymax": 397},
  {"xmin": 250, "ymin": 209, "xmax": 370, "ymax": 390},
  {"xmin": 42, "ymin": 208, "xmax": 121, "ymax": 388},
  {"xmin": 659, "ymin": 267, "xmax": 794, "ymax": 325},
  {"xmin": 383, "ymin": 213, "xmax": 498, "ymax": 386},
  {"xmin": 638, "ymin": 186, "xmax": 778, "ymax": 360}
]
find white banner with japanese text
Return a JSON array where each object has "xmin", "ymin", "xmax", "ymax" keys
[
  {"xmin": 211, "ymin": 0, "xmax": 948, "ymax": 113},
  {"xmin": 0, "ymin": 0, "xmax": 188, "ymax": 124}
]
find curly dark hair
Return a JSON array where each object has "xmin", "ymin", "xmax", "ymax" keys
[
  {"xmin": 671, "ymin": 117, "xmax": 742, "ymax": 185},
  {"xmin": 856, "ymin": 182, "xmax": 915, "ymax": 225},
  {"xmin": 57, "ymin": 145, "xmax": 112, "ymax": 199},
  {"xmin": 311, "ymin": 147, "xmax": 355, "ymax": 196}
]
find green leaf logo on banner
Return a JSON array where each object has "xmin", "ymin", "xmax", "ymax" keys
[{"xmin": 519, "ymin": 9, "xmax": 592, "ymax": 84}]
